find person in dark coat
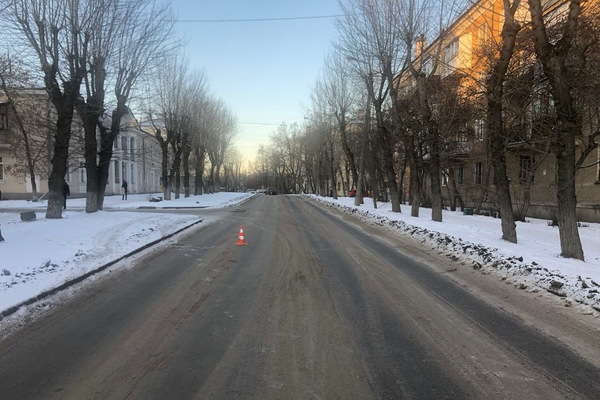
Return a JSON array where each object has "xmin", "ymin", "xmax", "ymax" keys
[
  {"xmin": 121, "ymin": 180, "xmax": 128, "ymax": 200},
  {"xmin": 62, "ymin": 179, "xmax": 70, "ymax": 210}
]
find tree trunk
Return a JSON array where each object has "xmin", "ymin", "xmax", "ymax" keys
[
  {"xmin": 355, "ymin": 121, "xmax": 369, "ymax": 207},
  {"xmin": 378, "ymin": 127, "xmax": 400, "ymax": 212},
  {"xmin": 169, "ymin": 135, "xmax": 183, "ymax": 199},
  {"xmin": 161, "ymin": 142, "xmax": 170, "ymax": 200},
  {"xmin": 183, "ymin": 148, "xmax": 191, "ymax": 197},
  {"xmin": 97, "ymin": 103, "xmax": 128, "ymax": 210},
  {"xmin": 407, "ymin": 136, "xmax": 421, "ymax": 217},
  {"xmin": 416, "ymin": 73, "xmax": 442, "ymax": 222},
  {"xmin": 484, "ymin": 0, "xmax": 521, "ymax": 243},
  {"xmin": 82, "ymin": 114, "xmax": 100, "ymax": 213},
  {"xmin": 208, "ymin": 164, "xmax": 216, "ymax": 193},
  {"xmin": 556, "ymin": 138, "xmax": 584, "ymax": 259},
  {"xmin": 430, "ymin": 130, "xmax": 443, "ymax": 222},
  {"xmin": 339, "ymin": 122, "xmax": 358, "ymax": 190},
  {"xmin": 194, "ymin": 145, "xmax": 205, "ymax": 195},
  {"xmin": 75, "ymin": 97, "xmax": 104, "ymax": 213},
  {"xmin": 46, "ymin": 105, "xmax": 75, "ymax": 219},
  {"xmin": 329, "ymin": 137, "xmax": 338, "ymax": 199},
  {"xmin": 528, "ymin": 0, "xmax": 584, "ymax": 260}
]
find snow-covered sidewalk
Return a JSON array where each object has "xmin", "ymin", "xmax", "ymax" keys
[
  {"xmin": 0, "ymin": 192, "xmax": 254, "ymax": 318},
  {"xmin": 309, "ymin": 195, "xmax": 600, "ymax": 314}
]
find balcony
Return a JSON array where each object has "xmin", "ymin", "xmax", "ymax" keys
[
  {"xmin": 447, "ymin": 141, "xmax": 471, "ymax": 158},
  {"xmin": 507, "ymin": 115, "xmax": 555, "ymax": 152}
]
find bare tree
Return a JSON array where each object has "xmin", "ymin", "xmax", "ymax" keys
[
  {"xmin": 78, "ymin": 0, "xmax": 176, "ymax": 211},
  {"xmin": 318, "ymin": 48, "xmax": 358, "ymax": 194},
  {"xmin": 484, "ymin": 0, "xmax": 523, "ymax": 243},
  {"xmin": 206, "ymin": 99, "xmax": 237, "ymax": 193},
  {"xmin": 146, "ymin": 56, "xmax": 189, "ymax": 200},
  {"xmin": 397, "ymin": 0, "xmax": 467, "ymax": 221},
  {"xmin": 527, "ymin": 0, "xmax": 588, "ymax": 260},
  {"xmin": 337, "ymin": 0, "xmax": 404, "ymax": 212},
  {"xmin": 192, "ymin": 97, "xmax": 215, "ymax": 195},
  {"xmin": 3, "ymin": 0, "xmax": 90, "ymax": 218},
  {"xmin": 179, "ymin": 71, "xmax": 207, "ymax": 198}
]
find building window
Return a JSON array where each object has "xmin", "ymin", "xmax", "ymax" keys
[
  {"xmin": 114, "ymin": 160, "xmax": 119, "ymax": 184},
  {"xmin": 0, "ymin": 105, "xmax": 7, "ymax": 130},
  {"xmin": 0, "ymin": 156, "xmax": 4, "ymax": 181},
  {"xmin": 441, "ymin": 169, "xmax": 449, "ymax": 186},
  {"xmin": 445, "ymin": 38, "xmax": 459, "ymax": 61},
  {"xmin": 130, "ymin": 137, "xmax": 135, "ymax": 160},
  {"xmin": 480, "ymin": 23, "xmax": 489, "ymax": 44},
  {"xmin": 475, "ymin": 162, "xmax": 483, "ymax": 185},
  {"xmin": 66, "ymin": 166, "xmax": 71, "ymax": 182},
  {"xmin": 122, "ymin": 136, "xmax": 128, "ymax": 153},
  {"xmin": 474, "ymin": 119, "xmax": 485, "ymax": 141},
  {"xmin": 457, "ymin": 166, "xmax": 464, "ymax": 185},
  {"xmin": 130, "ymin": 163, "xmax": 135, "ymax": 185},
  {"xmin": 519, "ymin": 155, "xmax": 535, "ymax": 184},
  {"xmin": 122, "ymin": 162, "xmax": 127, "ymax": 183},
  {"xmin": 423, "ymin": 57, "xmax": 432, "ymax": 75},
  {"xmin": 114, "ymin": 135, "xmax": 119, "ymax": 150},
  {"xmin": 79, "ymin": 161, "xmax": 86, "ymax": 183}
]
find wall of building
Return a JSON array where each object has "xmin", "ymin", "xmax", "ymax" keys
[{"xmin": 0, "ymin": 93, "xmax": 163, "ymax": 200}]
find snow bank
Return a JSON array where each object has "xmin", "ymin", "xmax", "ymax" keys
[{"xmin": 309, "ymin": 195, "xmax": 600, "ymax": 314}]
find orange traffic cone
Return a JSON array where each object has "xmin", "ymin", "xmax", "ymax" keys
[{"xmin": 236, "ymin": 225, "xmax": 248, "ymax": 246}]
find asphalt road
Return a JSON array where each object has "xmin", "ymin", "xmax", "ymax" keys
[{"xmin": 1, "ymin": 195, "xmax": 599, "ymax": 399}]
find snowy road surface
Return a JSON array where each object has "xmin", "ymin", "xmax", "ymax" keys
[{"xmin": 0, "ymin": 195, "xmax": 599, "ymax": 399}]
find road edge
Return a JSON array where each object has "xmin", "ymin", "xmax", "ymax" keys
[{"xmin": 0, "ymin": 218, "xmax": 204, "ymax": 321}]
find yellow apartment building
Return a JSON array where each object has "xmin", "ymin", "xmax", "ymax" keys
[{"xmin": 399, "ymin": 0, "xmax": 600, "ymax": 222}]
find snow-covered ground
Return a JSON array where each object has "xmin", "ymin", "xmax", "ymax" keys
[
  {"xmin": 309, "ymin": 195, "xmax": 600, "ymax": 315},
  {"xmin": 0, "ymin": 192, "xmax": 254, "ymax": 319},
  {"xmin": 1, "ymin": 191, "xmax": 599, "ymax": 325}
]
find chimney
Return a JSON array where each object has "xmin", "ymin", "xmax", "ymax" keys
[{"xmin": 414, "ymin": 35, "xmax": 427, "ymax": 59}]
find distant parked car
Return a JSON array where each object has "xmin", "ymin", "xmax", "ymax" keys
[{"xmin": 266, "ymin": 187, "xmax": 278, "ymax": 195}]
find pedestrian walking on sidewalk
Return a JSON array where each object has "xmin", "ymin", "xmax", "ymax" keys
[
  {"xmin": 121, "ymin": 180, "xmax": 128, "ymax": 200},
  {"xmin": 63, "ymin": 179, "xmax": 70, "ymax": 209}
]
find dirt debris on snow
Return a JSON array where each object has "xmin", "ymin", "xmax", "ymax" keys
[{"xmin": 311, "ymin": 196, "xmax": 600, "ymax": 315}]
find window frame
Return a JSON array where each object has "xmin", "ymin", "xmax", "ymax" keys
[
  {"xmin": 457, "ymin": 166, "xmax": 464, "ymax": 185},
  {"xmin": 474, "ymin": 119, "xmax": 485, "ymax": 141},
  {"xmin": 79, "ymin": 161, "xmax": 86, "ymax": 183},
  {"xmin": 0, "ymin": 105, "xmax": 8, "ymax": 130},
  {"xmin": 475, "ymin": 162, "xmax": 483, "ymax": 185},
  {"xmin": 445, "ymin": 38, "xmax": 459, "ymax": 61},
  {"xmin": 519, "ymin": 155, "xmax": 535, "ymax": 184}
]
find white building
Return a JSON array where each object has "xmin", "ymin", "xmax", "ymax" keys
[{"xmin": 66, "ymin": 113, "xmax": 162, "ymax": 196}]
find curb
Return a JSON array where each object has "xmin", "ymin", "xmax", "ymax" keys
[
  {"xmin": 0, "ymin": 218, "xmax": 204, "ymax": 321},
  {"xmin": 137, "ymin": 206, "xmax": 209, "ymax": 209}
]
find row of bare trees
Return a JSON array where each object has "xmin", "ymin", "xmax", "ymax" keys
[
  {"xmin": 0, "ymin": 0, "xmax": 238, "ymax": 217},
  {"xmin": 143, "ymin": 56, "xmax": 237, "ymax": 199},
  {"xmin": 1, "ymin": 0, "xmax": 176, "ymax": 216},
  {"xmin": 256, "ymin": 0, "xmax": 599, "ymax": 261}
]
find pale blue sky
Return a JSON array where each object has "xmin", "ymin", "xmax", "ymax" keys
[{"xmin": 170, "ymin": 0, "xmax": 342, "ymax": 163}]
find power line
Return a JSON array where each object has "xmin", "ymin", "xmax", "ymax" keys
[{"xmin": 175, "ymin": 14, "xmax": 345, "ymax": 23}]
